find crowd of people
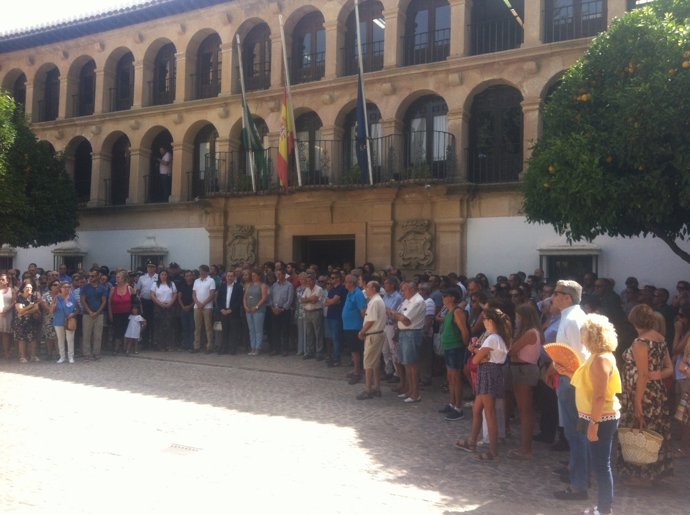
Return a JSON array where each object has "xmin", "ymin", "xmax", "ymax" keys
[{"xmin": 1, "ymin": 260, "xmax": 689, "ymax": 514}]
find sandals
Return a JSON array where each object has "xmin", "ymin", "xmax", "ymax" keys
[
  {"xmin": 454, "ymin": 439, "xmax": 476, "ymax": 452},
  {"xmin": 507, "ymin": 448, "xmax": 533, "ymax": 460},
  {"xmin": 475, "ymin": 452, "xmax": 497, "ymax": 462}
]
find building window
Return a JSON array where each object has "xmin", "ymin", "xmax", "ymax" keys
[
  {"xmin": 112, "ymin": 52, "xmax": 134, "ymax": 111},
  {"xmin": 539, "ymin": 246, "xmax": 600, "ymax": 283},
  {"xmin": 404, "ymin": 95, "xmax": 453, "ymax": 179},
  {"xmin": 242, "ymin": 23, "xmax": 271, "ymax": 91},
  {"xmin": 292, "ymin": 12, "xmax": 326, "ymax": 84},
  {"xmin": 12, "ymin": 73, "xmax": 26, "ymax": 107},
  {"xmin": 38, "ymin": 67, "xmax": 60, "ymax": 122},
  {"xmin": 404, "ymin": 0, "xmax": 450, "ymax": 66},
  {"xmin": 195, "ymin": 34, "xmax": 221, "ymax": 99},
  {"xmin": 468, "ymin": 86, "xmax": 523, "ymax": 184},
  {"xmin": 343, "ymin": 1, "xmax": 385, "ymax": 76},
  {"xmin": 74, "ymin": 139, "xmax": 93, "ymax": 205},
  {"xmin": 470, "ymin": 0, "xmax": 524, "ymax": 55},
  {"xmin": 296, "ymin": 112, "xmax": 327, "ymax": 184},
  {"xmin": 152, "ymin": 43, "xmax": 176, "ymax": 105},
  {"xmin": 75, "ymin": 60, "xmax": 96, "ymax": 117},
  {"xmin": 193, "ymin": 125, "xmax": 219, "ymax": 199},
  {"xmin": 109, "ymin": 135, "xmax": 130, "ymax": 206},
  {"xmin": 545, "ymin": 0, "xmax": 606, "ymax": 43}
]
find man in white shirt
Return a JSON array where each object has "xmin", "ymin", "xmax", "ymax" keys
[
  {"xmin": 551, "ymin": 280, "xmax": 590, "ymax": 502},
  {"xmin": 356, "ymin": 281, "xmax": 387, "ymax": 400},
  {"xmin": 135, "ymin": 261, "xmax": 158, "ymax": 349},
  {"xmin": 300, "ymin": 273, "xmax": 324, "ymax": 359},
  {"xmin": 192, "ymin": 264, "xmax": 216, "ymax": 353},
  {"xmin": 157, "ymin": 146, "xmax": 172, "ymax": 201},
  {"xmin": 390, "ymin": 281, "xmax": 427, "ymax": 403}
]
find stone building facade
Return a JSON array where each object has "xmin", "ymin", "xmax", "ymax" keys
[{"xmin": 4, "ymin": 0, "xmax": 673, "ymax": 285}]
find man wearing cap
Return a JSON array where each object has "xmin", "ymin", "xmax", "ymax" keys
[
  {"xmin": 356, "ymin": 281, "xmax": 387, "ymax": 399},
  {"xmin": 136, "ymin": 261, "xmax": 158, "ymax": 349},
  {"xmin": 551, "ymin": 279, "xmax": 590, "ymax": 501}
]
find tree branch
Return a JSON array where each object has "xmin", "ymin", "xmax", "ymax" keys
[{"xmin": 652, "ymin": 229, "xmax": 690, "ymax": 264}]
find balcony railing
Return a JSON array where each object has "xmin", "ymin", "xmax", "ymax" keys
[
  {"xmin": 37, "ymin": 99, "xmax": 59, "ymax": 122},
  {"xmin": 291, "ymin": 52, "xmax": 326, "ymax": 84},
  {"xmin": 71, "ymin": 93, "xmax": 94, "ymax": 117},
  {"xmin": 239, "ymin": 61, "xmax": 271, "ymax": 91},
  {"xmin": 109, "ymin": 88, "xmax": 133, "ymax": 112},
  {"xmin": 545, "ymin": 0, "xmax": 607, "ymax": 43},
  {"xmin": 467, "ymin": 149, "xmax": 522, "ymax": 184},
  {"xmin": 471, "ymin": 18, "xmax": 524, "ymax": 55},
  {"xmin": 191, "ymin": 73, "xmax": 221, "ymax": 99},
  {"xmin": 148, "ymin": 78, "xmax": 175, "ymax": 106},
  {"xmin": 342, "ymin": 40, "xmax": 384, "ymax": 76},
  {"xmin": 187, "ymin": 132, "xmax": 464, "ymax": 197},
  {"xmin": 403, "ymin": 28, "xmax": 450, "ymax": 66}
]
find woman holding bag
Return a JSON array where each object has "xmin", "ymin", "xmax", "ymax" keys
[
  {"xmin": 53, "ymin": 281, "xmax": 79, "ymax": 363},
  {"xmin": 617, "ymin": 304, "xmax": 674, "ymax": 486}
]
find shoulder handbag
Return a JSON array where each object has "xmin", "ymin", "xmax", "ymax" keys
[{"xmin": 66, "ymin": 316, "xmax": 77, "ymax": 332}]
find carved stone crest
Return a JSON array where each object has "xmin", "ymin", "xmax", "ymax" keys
[
  {"xmin": 398, "ymin": 219, "xmax": 433, "ymax": 269},
  {"xmin": 227, "ymin": 225, "xmax": 257, "ymax": 267}
]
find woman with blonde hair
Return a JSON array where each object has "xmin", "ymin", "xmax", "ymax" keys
[
  {"xmin": 571, "ymin": 314, "xmax": 621, "ymax": 515},
  {"xmin": 617, "ymin": 304, "xmax": 674, "ymax": 486}
]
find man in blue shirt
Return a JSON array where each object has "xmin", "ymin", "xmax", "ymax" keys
[
  {"xmin": 80, "ymin": 268, "xmax": 108, "ymax": 359},
  {"xmin": 343, "ymin": 274, "xmax": 367, "ymax": 384},
  {"xmin": 325, "ymin": 271, "xmax": 347, "ymax": 367}
]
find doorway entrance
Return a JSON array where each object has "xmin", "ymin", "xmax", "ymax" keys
[{"xmin": 293, "ymin": 235, "xmax": 355, "ymax": 272}]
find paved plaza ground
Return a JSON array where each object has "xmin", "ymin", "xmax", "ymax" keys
[{"xmin": 0, "ymin": 351, "xmax": 687, "ymax": 514}]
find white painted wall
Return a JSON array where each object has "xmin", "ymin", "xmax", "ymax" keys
[
  {"xmin": 466, "ymin": 217, "xmax": 690, "ymax": 292},
  {"xmin": 12, "ymin": 228, "xmax": 210, "ymax": 272}
]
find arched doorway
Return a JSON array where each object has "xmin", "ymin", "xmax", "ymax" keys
[
  {"xmin": 149, "ymin": 130, "xmax": 174, "ymax": 202},
  {"xmin": 110, "ymin": 135, "xmax": 131, "ymax": 205}
]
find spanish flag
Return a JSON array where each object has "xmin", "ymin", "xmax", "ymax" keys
[{"xmin": 278, "ymin": 87, "xmax": 294, "ymax": 192}]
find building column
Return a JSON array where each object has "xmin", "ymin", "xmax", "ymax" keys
[
  {"xmin": 57, "ymin": 76, "xmax": 72, "ymax": 120},
  {"xmin": 449, "ymin": 0, "xmax": 472, "ymax": 58},
  {"xmin": 171, "ymin": 141, "xmax": 193, "ymax": 202},
  {"xmin": 521, "ymin": 97, "xmax": 541, "ymax": 175},
  {"xmin": 132, "ymin": 60, "xmax": 144, "ymax": 109},
  {"xmin": 206, "ymin": 207, "xmax": 227, "ymax": 266},
  {"xmin": 270, "ymin": 33, "xmax": 284, "ymax": 90},
  {"xmin": 383, "ymin": 6, "xmax": 404, "ymax": 69},
  {"xmin": 94, "ymin": 69, "xmax": 107, "ymax": 114},
  {"xmin": 88, "ymin": 152, "xmax": 108, "ymax": 208},
  {"xmin": 447, "ymin": 108, "xmax": 468, "ymax": 182},
  {"xmin": 522, "ymin": 0, "xmax": 543, "ymax": 48},
  {"xmin": 608, "ymin": 0, "xmax": 627, "ymax": 26},
  {"xmin": 127, "ymin": 147, "xmax": 151, "ymax": 204},
  {"xmin": 24, "ymin": 80, "xmax": 34, "ymax": 121},
  {"xmin": 174, "ymin": 52, "xmax": 188, "ymax": 102},
  {"xmin": 220, "ymin": 42, "xmax": 233, "ymax": 96},
  {"xmin": 324, "ymin": 20, "xmax": 343, "ymax": 80}
]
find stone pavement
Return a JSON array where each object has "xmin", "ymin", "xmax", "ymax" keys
[{"xmin": 0, "ymin": 350, "xmax": 687, "ymax": 515}]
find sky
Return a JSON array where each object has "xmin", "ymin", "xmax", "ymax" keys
[{"xmin": 0, "ymin": 0, "xmax": 150, "ymax": 35}]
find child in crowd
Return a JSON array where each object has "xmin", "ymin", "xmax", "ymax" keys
[{"xmin": 124, "ymin": 305, "xmax": 146, "ymax": 355}]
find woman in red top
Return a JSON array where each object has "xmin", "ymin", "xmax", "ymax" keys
[{"xmin": 109, "ymin": 271, "xmax": 135, "ymax": 354}]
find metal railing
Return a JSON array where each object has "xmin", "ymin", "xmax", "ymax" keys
[
  {"xmin": 471, "ymin": 18, "xmax": 524, "ymax": 55},
  {"xmin": 467, "ymin": 149, "xmax": 522, "ymax": 184},
  {"xmin": 71, "ymin": 93, "xmax": 94, "ymax": 117},
  {"xmin": 402, "ymin": 28, "xmax": 450, "ymax": 66},
  {"xmin": 545, "ymin": 0, "xmax": 607, "ymax": 43},
  {"xmin": 342, "ymin": 40, "xmax": 384, "ymax": 76},
  {"xmin": 291, "ymin": 52, "xmax": 326, "ymax": 84},
  {"xmin": 36, "ymin": 99, "xmax": 59, "ymax": 122},
  {"xmin": 109, "ymin": 87, "xmax": 133, "ymax": 112},
  {"xmin": 239, "ymin": 61, "xmax": 271, "ymax": 91},
  {"xmin": 148, "ymin": 77, "xmax": 175, "ymax": 106},
  {"xmin": 191, "ymin": 73, "xmax": 221, "ymax": 99}
]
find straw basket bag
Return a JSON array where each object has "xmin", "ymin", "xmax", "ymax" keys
[{"xmin": 618, "ymin": 427, "xmax": 663, "ymax": 465}]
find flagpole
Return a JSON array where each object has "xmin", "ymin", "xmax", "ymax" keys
[
  {"xmin": 278, "ymin": 14, "xmax": 302, "ymax": 187},
  {"xmin": 236, "ymin": 34, "xmax": 257, "ymax": 193},
  {"xmin": 354, "ymin": 0, "xmax": 374, "ymax": 185}
]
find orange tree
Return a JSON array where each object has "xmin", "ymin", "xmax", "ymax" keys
[
  {"xmin": 0, "ymin": 93, "xmax": 78, "ymax": 247},
  {"xmin": 523, "ymin": 0, "xmax": 690, "ymax": 263}
]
